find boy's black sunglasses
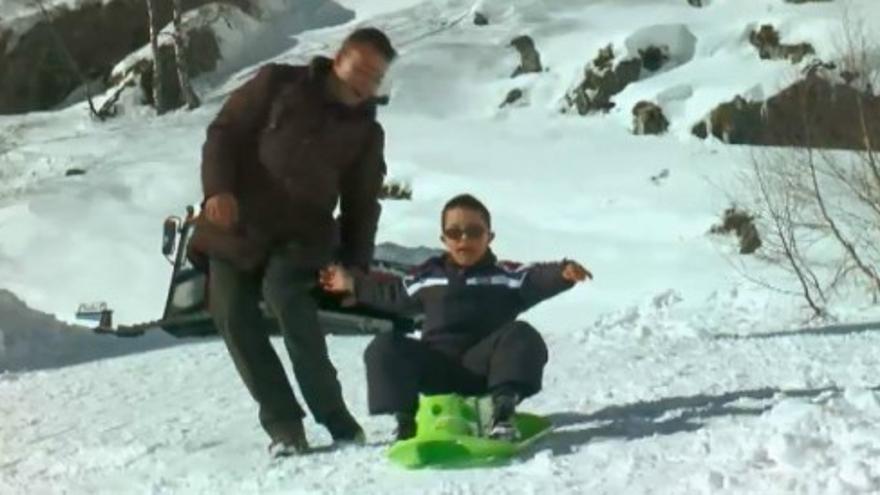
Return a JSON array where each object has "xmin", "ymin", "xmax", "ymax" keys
[{"xmin": 443, "ymin": 225, "xmax": 487, "ymax": 241}]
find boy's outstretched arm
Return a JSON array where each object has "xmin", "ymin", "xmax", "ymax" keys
[
  {"xmin": 519, "ymin": 259, "xmax": 592, "ymax": 310},
  {"xmin": 320, "ymin": 265, "xmax": 422, "ymax": 316}
]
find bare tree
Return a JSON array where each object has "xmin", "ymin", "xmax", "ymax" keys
[
  {"xmin": 171, "ymin": 0, "xmax": 200, "ymax": 110},
  {"xmin": 146, "ymin": 0, "xmax": 171, "ymax": 114},
  {"xmin": 737, "ymin": 12, "xmax": 880, "ymax": 315},
  {"xmin": 742, "ymin": 148, "xmax": 828, "ymax": 318}
]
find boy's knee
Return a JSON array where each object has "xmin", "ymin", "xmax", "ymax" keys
[
  {"xmin": 506, "ymin": 321, "xmax": 548, "ymax": 361},
  {"xmin": 364, "ymin": 333, "xmax": 399, "ymax": 365}
]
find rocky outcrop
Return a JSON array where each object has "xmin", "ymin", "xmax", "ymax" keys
[
  {"xmin": 749, "ymin": 24, "xmax": 815, "ymax": 64},
  {"xmin": 0, "ymin": 0, "xmax": 354, "ymax": 115},
  {"xmin": 564, "ymin": 25, "xmax": 697, "ymax": 115},
  {"xmin": 0, "ymin": 0, "xmax": 250, "ymax": 115},
  {"xmin": 562, "ymin": 45, "xmax": 642, "ymax": 114},
  {"xmin": 692, "ymin": 65, "xmax": 880, "ymax": 150}
]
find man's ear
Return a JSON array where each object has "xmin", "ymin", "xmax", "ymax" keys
[{"xmin": 488, "ymin": 231, "xmax": 496, "ymax": 243}]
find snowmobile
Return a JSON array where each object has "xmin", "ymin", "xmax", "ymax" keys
[{"xmin": 77, "ymin": 206, "xmax": 435, "ymax": 338}]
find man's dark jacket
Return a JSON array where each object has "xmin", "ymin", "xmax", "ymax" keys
[{"xmin": 191, "ymin": 56, "xmax": 387, "ymax": 272}]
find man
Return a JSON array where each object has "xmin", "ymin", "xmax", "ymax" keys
[{"xmin": 190, "ymin": 27, "xmax": 395, "ymax": 457}]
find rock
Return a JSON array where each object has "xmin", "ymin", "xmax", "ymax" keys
[
  {"xmin": 692, "ymin": 68, "xmax": 880, "ymax": 150},
  {"xmin": 564, "ymin": 45, "xmax": 642, "ymax": 115},
  {"xmin": 699, "ymin": 95, "xmax": 763, "ymax": 144},
  {"xmin": 688, "ymin": 0, "xmax": 708, "ymax": 6},
  {"xmin": 499, "ymin": 88, "xmax": 524, "ymax": 108},
  {"xmin": 105, "ymin": 4, "xmax": 238, "ymax": 114},
  {"xmin": 749, "ymin": 24, "xmax": 815, "ymax": 64},
  {"xmin": 710, "ymin": 207, "xmax": 762, "ymax": 255},
  {"xmin": 638, "ymin": 45, "xmax": 669, "ymax": 72},
  {"xmin": 593, "ymin": 44, "xmax": 615, "ymax": 71},
  {"xmin": 564, "ymin": 28, "xmax": 696, "ymax": 117},
  {"xmin": 474, "ymin": 12, "xmax": 489, "ymax": 26},
  {"xmin": 624, "ymin": 24, "xmax": 697, "ymax": 71},
  {"xmin": 65, "ymin": 168, "xmax": 86, "ymax": 177},
  {"xmin": 761, "ymin": 71, "xmax": 880, "ymax": 149},
  {"xmin": 509, "ymin": 35, "xmax": 543, "ymax": 78},
  {"xmin": 632, "ymin": 101, "xmax": 669, "ymax": 135},
  {"xmin": 692, "ymin": 120, "xmax": 708, "ymax": 139},
  {"xmin": 0, "ymin": 0, "xmax": 355, "ymax": 115},
  {"xmin": 0, "ymin": 0, "xmax": 249, "ymax": 115}
]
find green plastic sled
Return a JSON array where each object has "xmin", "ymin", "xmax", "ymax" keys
[{"xmin": 387, "ymin": 394, "xmax": 552, "ymax": 469}]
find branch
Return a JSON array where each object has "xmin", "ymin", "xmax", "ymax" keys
[
  {"xmin": 751, "ymin": 153, "xmax": 825, "ymax": 316},
  {"xmin": 806, "ymin": 126, "xmax": 880, "ymax": 292}
]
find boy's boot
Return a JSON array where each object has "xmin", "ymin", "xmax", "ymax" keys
[{"xmin": 489, "ymin": 385, "xmax": 521, "ymax": 441}]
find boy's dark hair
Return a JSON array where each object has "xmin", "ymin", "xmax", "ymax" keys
[
  {"xmin": 343, "ymin": 27, "xmax": 397, "ymax": 62},
  {"xmin": 442, "ymin": 194, "xmax": 492, "ymax": 229}
]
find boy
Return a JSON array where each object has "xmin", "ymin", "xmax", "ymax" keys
[{"xmin": 320, "ymin": 194, "xmax": 591, "ymax": 441}]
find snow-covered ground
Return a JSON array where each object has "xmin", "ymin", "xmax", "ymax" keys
[{"xmin": 3, "ymin": 0, "xmax": 880, "ymax": 493}]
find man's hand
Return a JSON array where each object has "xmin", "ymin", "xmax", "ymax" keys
[
  {"xmin": 204, "ymin": 193, "xmax": 239, "ymax": 230},
  {"xmin": 319, "ymin": 264, "xmax": 355, "ymax": 294},
  {"xmin": 562, "ymin": 260, "xmax": 593, "ymax": 283}
]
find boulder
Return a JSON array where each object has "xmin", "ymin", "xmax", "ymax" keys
[
  {"xmin": 749, "ymin": 24, "xmax": 815, "ymax": 64},
  {"xmin": 510, "ymin": 35, "xmax": 543, "ymax": 78},
  {"xmin": 692, "ymin": 67, "xmax": 880, "ymax": 150},
  {"xmin": 632, "ymin": 101, "xmax": 669, "ymax": 135},
  {"xmin": 0, "ymin": 0, "xmax": 249, "ymax": 114},
  {"xmin": 710, "ymin": 207, "xmax": 762, "ymax": 255}
]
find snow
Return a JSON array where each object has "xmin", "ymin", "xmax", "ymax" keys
[
  {"xmin": 110, "ymin": 0, "xmax": 357, "ymax": 86},
  {"xmin": 3, "ymin": 0, "xmax": 880, "ymax": 492},
  {"xmin": 0, "ymin": 290, "xmax": 182, "ymax": 373}
]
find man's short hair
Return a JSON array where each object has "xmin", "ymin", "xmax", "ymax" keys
[
  {"xmin": 442, "ymin": 194, "xmax": 492, "ymax": 229},
  {"xmin": 343, "ymin": 27, "xmax": 397, "ymax": 62}
]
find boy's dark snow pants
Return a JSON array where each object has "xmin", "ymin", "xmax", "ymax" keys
[
  {"xmin": 208, "ymin": 255, "xmax": 349, "ymax": 442},
  {"xmin": 364, "ymin": 320, "xmax": 549, "ymax": 415}
]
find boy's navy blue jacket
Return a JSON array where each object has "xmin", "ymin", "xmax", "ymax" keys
[{"xmin": 352, "ymin": 249, "xmax": 574, "ymax": 353}]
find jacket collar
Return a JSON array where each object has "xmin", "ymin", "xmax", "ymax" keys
[
  {"xmin": 306, "ymin": 56, "xmax": 378, "ymax": 119},
  {"xmin": 442, "ymin": 249, "xmax": 498, "ymax": 275}
]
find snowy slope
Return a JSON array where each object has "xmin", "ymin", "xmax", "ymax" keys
[
  {"xmin": 4, "ymin": 309, "xmax": 880, "ymax": 494},
  {"xmin": 3, "ymin": 0, "xmax": 880, "ymax": 493}
]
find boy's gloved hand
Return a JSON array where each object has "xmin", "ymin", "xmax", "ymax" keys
[
  {"xmin": 319, "ymin": 264, "xmax": 355, "ymax": 294},
  {"xmin": 561, "ymin": 260, "xmax": 593, "ymax": 283}
]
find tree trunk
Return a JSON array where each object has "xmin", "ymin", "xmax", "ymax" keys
[
  {"xmin": 171, "ymin": 0, "xmax": 200, "ymax": 109},
  {"xmin": 146, "ymin": 0, "xmax": 169, "ymax": 114},
  {"xmin": 34, "ymin": 0, "xmax": 104, "ymax": 121}
]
